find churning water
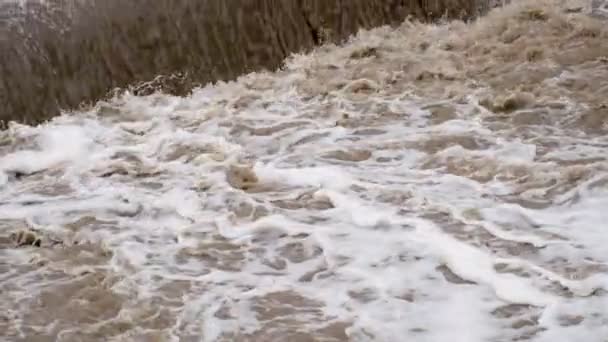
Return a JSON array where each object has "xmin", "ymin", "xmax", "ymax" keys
[{"xmin": 1, "ymin": 0, "xmax": 608, "ymax": 341}]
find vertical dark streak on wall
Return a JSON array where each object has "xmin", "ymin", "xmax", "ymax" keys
[{"xmin": 0, "ymin": 0, "xmax": 486, "ymax": 126}]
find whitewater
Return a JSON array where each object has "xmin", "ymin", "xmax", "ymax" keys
[{"xmin": 1, "ymin": 0, "xmax": 608, "ymax": 341}]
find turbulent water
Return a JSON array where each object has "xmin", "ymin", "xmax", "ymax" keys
[
  {"xmin": 0, "ymin": 0, "xmax": 488, "ymax": 125},
  {"xmin": 1, "ymin": 0, "xmax": 608, "ymax": 341}
]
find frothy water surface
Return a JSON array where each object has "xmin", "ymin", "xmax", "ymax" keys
[{"xmin": 1, "ymin": 0, "xmax": 608, "ymax": 341}]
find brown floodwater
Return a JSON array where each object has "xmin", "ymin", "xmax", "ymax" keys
[
  {"xmin": 1, "ymin": 0, "xmax": 608, "ymax": 341},
  {"xmin": 0, "ymin": 0, "xmax": 493, "ymax": 126}
]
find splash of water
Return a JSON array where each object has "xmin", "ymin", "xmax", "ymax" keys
[{"xmin": 1, "ymin": 0, "xmax": 608, "ymax": 341}]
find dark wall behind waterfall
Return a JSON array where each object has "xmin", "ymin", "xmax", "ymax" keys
[{"xmin": 0, "ymin": 0, "xmax": 492, "ymax": 125}]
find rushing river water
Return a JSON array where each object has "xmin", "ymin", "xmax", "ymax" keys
[{"xmin": 1, "ymin": 0, "xmax": 608, "ymax": 341}]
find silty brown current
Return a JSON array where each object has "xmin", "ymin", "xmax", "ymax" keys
[
  {"xmin": 1, "ymin": 0, "xmax": 608, "ymax": 341},
  {"xmin": 0, "ymin": 0, "xmax": 494, "ymax": 125}
]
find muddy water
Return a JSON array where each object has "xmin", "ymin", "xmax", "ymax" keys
[
  {"xmin": 1, "ymin": 0, "xmax": 608, "ymax": 341},
  {"xmin": 0, "ymin": 0, "xmax": 489, "ymax": 125}
]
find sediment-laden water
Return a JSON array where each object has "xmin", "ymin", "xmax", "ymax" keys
[
  {"xmin": 1, "ymin": 0, "xmax": 608, "ymax": 341},
  {"xmin": 0, "ymin": 0, "xmax": 491, "ymax": 125}
]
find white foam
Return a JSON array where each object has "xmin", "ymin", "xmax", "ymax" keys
[
  {"xmin": 2, "ymin": 1, "xmax": 607, "ymax": 340},
  {"xmin": 0, "ymin": 125, "xmax": 93, "ymax": 180},
  {"xmin": 413, "ymin": 221, "xmax": 557, "ymax": 307},
  {"xmin": 253, "ymin": 163, "xmax": 356, "ymax": 191}
]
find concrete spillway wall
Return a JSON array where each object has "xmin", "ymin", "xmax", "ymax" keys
[{"xmin": 0, "ymin": 0, "xmax": 493, "ymax": 125}]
